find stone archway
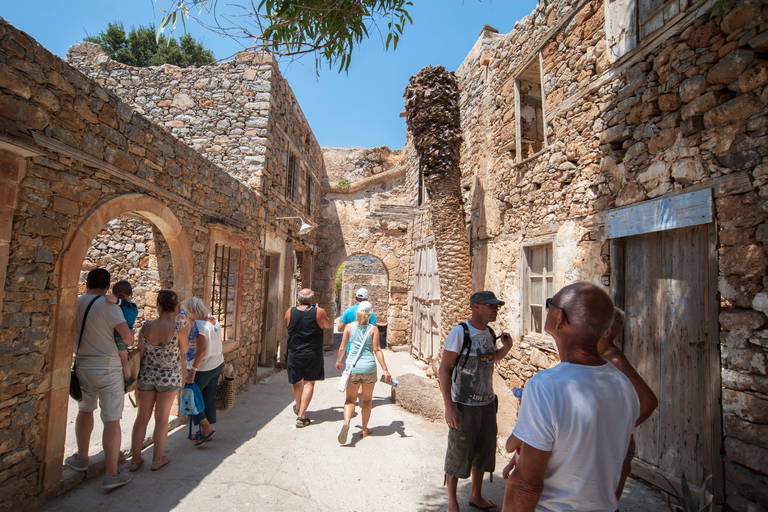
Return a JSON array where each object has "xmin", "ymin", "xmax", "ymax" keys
[{"xmin": 42, "ymin": 194, "xmax": 194, "ymax": 490}]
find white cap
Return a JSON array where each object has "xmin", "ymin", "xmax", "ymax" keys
[
  {"xmin": 355, "ymin": 288, "xmax": 369, "ymax": 300},
  {"xmin": 358, "ymin": 301, "xmax": 373, "ymax": 314}
]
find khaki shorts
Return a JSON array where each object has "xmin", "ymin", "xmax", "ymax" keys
[
  {"xmin": 348, "ymin": 371, "xmax": 377, "ymax": 386},
  {"xmin": 77, "ymin": 368, "xmax": 124, "ymax": 422},
  {"xmin": 444, "ymin": 397, "xmax": 498, "ymax": 479}
]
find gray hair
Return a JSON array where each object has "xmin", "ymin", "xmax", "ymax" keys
[
  {"xmin": 298, "ymin": 289, "xmax": 314, "ymax": 303},
  {"xmin": 557, "ymin": 282, "xmax": 615, "ymax": 342},
  {"xmin": 182, "ymin": 297, "xmax": 209, "ymax": 322}
]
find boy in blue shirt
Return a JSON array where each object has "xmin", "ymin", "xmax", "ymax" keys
[{"xmin": 112, "ymin": 280, "xmax": 138, "ymax": 391}]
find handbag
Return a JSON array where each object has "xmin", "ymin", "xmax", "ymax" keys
[
  {"xmin": 180, "ymin": 382, "xmax": 205, "ymax": 416},
  {"xmin": 215, "ymin": 369, "xmax": 236, "ymax": 411},
  {"xmin": 338, "ymin": 325, "xmax": 372, "ymax": 392},
  {"xmin": 70, "ymin": 295, "xmax": 101, "ymax": 402}
]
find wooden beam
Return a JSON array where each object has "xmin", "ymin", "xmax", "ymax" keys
[{"xmin": 606, "ymin": 188, "xmax": 713, "ymax": 239}]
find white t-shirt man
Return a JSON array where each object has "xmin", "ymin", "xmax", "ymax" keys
[
  {"xmin": 75, "ymin": 295, "xmax": 127, "ymax": 371},
  {"xmin": 513, "ymin": 361, "xmax": 640, "ymax": 512}
]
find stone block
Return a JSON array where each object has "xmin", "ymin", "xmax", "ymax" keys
[
  {"xmin": 725, "ymin": 460, "xmax": 768, "ymax": 505},
  {"xmin": 720, "ymin": 226, "xmax": 756, "ymax": 246},
  {"xmin": 748, "ymin": 30, "xmax": 768, "ymax": 51},
  {"xmin": 717, "ymin": 150, "xmax": 762, "ymax": 171},
  {"xmin": 739, "ymin": 62, "xmax": 768, "ymax": 93},
  {"xmin": 0, "ymin": 96, "xmax": 49, "ymax": 131},
  {"xmin": 725, "ymin": 409, "xmax": 768, "ymax": 446},
  {"xmin": 679, "ymin": 75, "xmax": 708, "ymax": 103},
  {"xmin": 723, "ymin": 368, "xmax": 768, "ymax": 394},
  {"xmin": 704, "ymin": 93, "xmax": 762, "ymax": 128},
  {"xmin": 720, "ymin": 308, "xmax": 768, "ymax": 332},
  {"xmin": 681, "ymin": 115, "xmax": 705, "ymax": 136},
  {"xmin": 637, "ymin": 160, "xmax": 668, "ymax": 186},
  {"xmin": 626, "ymin": 101, "xmax": 660, "ymax": 125},
  {"xmin": 647, "ymin": 128, "xmax": 678, "ymax": 154},
  {"xmin": 707, "ymin": 50, "xmax": 755, "ymax": 85},
  {"xmin": 658, "ymin": 93, "xmax": 682, "ymax": 111},
  {"xmin": 723, "ymin": 388, "xmax": 768, "ymax": 423},
  {"xmin": 721, "ymin": 2, "xmax": 764, "ymax": 35},
  {"xmin": 671, "ymin": 159, "xmax": 705, "ymax": 185},
  {"xmin": 721, "ymin": 275, "xmax": 763, "ymax": 307},
  {"xmin": 681, "ymin": 92, "xmax": 719, "ymax": 121},
  {"xmin": 726, "ymin": 437, "xmax": 768, "ymax": 475},
  {"xmin": 723, "ymin": 344, "xmax": 768, "ymax": 373},
  {"xmin": 615, "ymin": 182, "xmax": 647, "ymax": 207}
]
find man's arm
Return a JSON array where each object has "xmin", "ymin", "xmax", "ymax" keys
[
  {"xmin": 495, "ymin": 332, "xmax": 513, "ymax": 361},
  {"xmin": 315, "ymin": 307, "xmax": 332, "ymax": 329},
  {"xmin": 503, "ymin": 442, "xmax": 551, "ymax": 512},
  {"xmin": 114, "ymin": 321, "xmax": 134, "ymax": 348},
  {"xmin": 284, "ymin": 308, "xmax": 292, "ymax": 328},
  {"xmin": 438, "ymin": 350, "xmax": 460, "ymax": 429},
  {"xmin": 337, "ymin": 321, "xmax": 347, "ymax": 333}
]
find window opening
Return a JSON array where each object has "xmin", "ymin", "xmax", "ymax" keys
[
  {"xmin": 305, "ymin": 173, "xmax": 312, "ymax": 215},
  {"xmin": 287, "ymin": 153, "xmax": 298, "ymax": 202},
  {"xmin": 210, "ymin": 243, "xmax": 239, "ymax": 342},
  {"xmin": 525, "ymin": 244, "xmax": 554, "ymax": 335},
  {"xmin": 515, "ymin": 56, "xmax": 546, "ymax": 162},
  {"xmin": 639, "ymin": 0, "xmax": 682, "ymax": 38}
]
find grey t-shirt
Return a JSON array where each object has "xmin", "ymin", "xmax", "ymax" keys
[
  {"xmin": 75, "ymin": 294, "xmax": 127, "ymax": 371},
  {"xmin": 444, "ymin": 322, "xmax": 497, "ymax": 406}
]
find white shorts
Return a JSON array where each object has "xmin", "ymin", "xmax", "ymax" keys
[{"xmin": 76, "ymin": 368, "xmax": 124, "ymax": 422}]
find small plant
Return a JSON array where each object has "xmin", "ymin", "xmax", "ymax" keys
[
  {"xmin": 335, "ymin": 177, "xmax": 351, "ymax": 189},
  {"xmin": 663, "ymin": 473, "xmax": 713, "ymax": 512}
]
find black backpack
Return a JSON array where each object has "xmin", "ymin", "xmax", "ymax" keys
[{"xmin": 451, "ymin": 322, "xmax": 495, "ymax": 382}]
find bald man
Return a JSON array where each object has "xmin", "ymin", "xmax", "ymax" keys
[
  {"xmin": 285, "ymin": 288, "xmax": 332, "ymax": 428},
  {"xmin": 503, "ymin": 282, "xmax": 639, "ymax": 512}
]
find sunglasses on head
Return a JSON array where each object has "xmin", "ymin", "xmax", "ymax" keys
[{"xmin": 545, "ymin": 298, "xmax": 570, "ymax": 324}]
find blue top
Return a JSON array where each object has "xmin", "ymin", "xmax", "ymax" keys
[
  {"xmin": 341, "ymin": 304, "xmax": 376, "ymax": 325},
  {"xmin": 345, "ymin": 324, "xmax": 376, "ymax": 374}
]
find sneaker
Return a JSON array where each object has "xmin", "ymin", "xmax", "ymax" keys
[
  {"xmin": 101, "ymin": 468, "xmax": 132, "ymax": 489},
  {"xmin": 64, "ymin": 453, "xmax": 88, "ymax": 472}
]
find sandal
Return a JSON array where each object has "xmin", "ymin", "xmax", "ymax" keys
[
  {"xmin": 150, "ymin": 455, "xmax": 170, "ymax": 471},
  {"xmin": 293, "ymin": 405, "xmax": 299, "ymax": 415},
  {"xmin": 295, "ymin": 416, "xmax": 310, "ymax": 428},
  {"xmin": 129, "ymin": 457, "xmax": 143, "ymax": 472},
  {"xmin": 194, "ymin": 430, "xmax": 215, "ymax": 446}
]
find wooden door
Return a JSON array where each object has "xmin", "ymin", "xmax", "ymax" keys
[
  {"xmin": 621, "ymin": 224, "xmax": 723, "ymax": 498},
  {"xmin": 411, "ymin": 238, "xmax": 441, "ymax": 361}
]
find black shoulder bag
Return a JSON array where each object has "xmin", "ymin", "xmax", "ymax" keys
[{"xmin": 70, "ymin": 295, "xmax": 100, "ymax": 402}]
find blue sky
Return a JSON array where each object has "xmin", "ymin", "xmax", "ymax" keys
[{"xmin": 2, "ymin": 0, "xmax": 538, "ymax": 149}]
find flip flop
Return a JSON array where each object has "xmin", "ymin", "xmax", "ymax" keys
[
  {"xmin": 337, "ymin": 423, "xmax": 349, "ymax": 445},
  {"xmin": 468, "ymin": 501, "xmax": 500, "ymax": 512},
  {"xmin": 150, "ymin": 455, "xmax": 170, "ymax": 471},
  {"xmin": 129, "ymin": 458, "xmax": 143, "ymax": 472},
  {"xmin": 194, "ymin": 430, "xmax": 215, "ymax": 446}
]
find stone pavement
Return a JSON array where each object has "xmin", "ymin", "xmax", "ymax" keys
[{"xmin": 41, "ymin": 350, "xmax": 668, "ymax": 512}]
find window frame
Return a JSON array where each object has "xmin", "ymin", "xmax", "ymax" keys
[
  {"xmin": 204, "ymin": 228, "xmax": 246, "ymax": 350},
  {"xmin": 286, "ymin": 152, "xmax": 299, "ymax": 203},
  {"xmin": 522, "ymin": 241, "xmax": 555, "ymax": 339},
  {"xmin": 514, "ymin": 52, "xmax": 548, "ymax": 163}
]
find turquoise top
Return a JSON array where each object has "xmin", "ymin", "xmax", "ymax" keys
[{"xmin": 345, "ymin": 323, "xmax": 376, "ymax": 374}]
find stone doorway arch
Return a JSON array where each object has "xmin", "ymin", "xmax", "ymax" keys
[{"xmin": 42, "ymin": 194, "xmax": 194, "ymax": 490}]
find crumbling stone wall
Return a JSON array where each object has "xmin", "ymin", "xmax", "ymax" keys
[
  {"xmin": 421, "ymin": 0, "xmax": 768, "ymax": 507},
  {"xmin": 80, "ymin": 216, "xmax": 168, "ymax": 323},
  {"xmin": 341, "ymin": 258, "xmax": 388, "ymax": 318},
  {"xmin": 0, "ymin": 19, "xmax": 266, "ymax": 507},
  {"xmin": 316, "ymin": 147, "xmax": 413, "ymax": 345}
]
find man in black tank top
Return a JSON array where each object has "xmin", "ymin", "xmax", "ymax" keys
[{"xmin": 284, "ymin": 288, "xmax": 332, "ymax": 428}]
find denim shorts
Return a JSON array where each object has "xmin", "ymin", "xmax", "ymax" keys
[
  {"xmin": 137, "ymin": 381, "xmax": 181, "ymax": 394},
  {"xmin": 77, "ymin": 368, "xmax": 124, "ymax": 422}
]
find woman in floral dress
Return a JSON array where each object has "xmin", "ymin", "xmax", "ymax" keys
[{"xmin": 129, "ymin": 290, "xmax": 188, "ymax": 471}]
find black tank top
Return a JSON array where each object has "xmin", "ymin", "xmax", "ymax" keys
[{"xmin": 287, "ymin": 305, "xmax": 323, "ymax": 355}]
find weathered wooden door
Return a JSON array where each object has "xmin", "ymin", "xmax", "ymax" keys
[
  {"xmin": 411, "ymin": 238, "xmax": 441, "ymax": 361},
  {"xmin": 620, "ymin": 223, "xmax": 723, "ymax": 498}
]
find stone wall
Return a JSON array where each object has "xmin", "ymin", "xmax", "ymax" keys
[
  {"xmin": 80, "ymin": 215, "xmax": 167, "ymax": 323},
  {"xmin": 0, "ymin": 19, "xmax": 266, "ymax": 507},
  {"xmin": 316, "ymin": 147, "xmax": 413, "ymax": 346},
  {"xmin": 404, "ymin": 0, "xmax": 768, "ymax": 506},
  {"xmin": 340, "ymin": 258, "xmax": 389, "ymax": 320}
]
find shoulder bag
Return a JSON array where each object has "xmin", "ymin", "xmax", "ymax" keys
[
  {"xmin": 70, "ymin": 295, "xmax": 100, "ymax": 402},
  {"xmin": 338, "ymin": 324, "xmax": 372, "ymax": 392}
]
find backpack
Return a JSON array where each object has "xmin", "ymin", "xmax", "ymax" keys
[{"xmin": 451, "ymin": 322, "xmax": 496, "ymax": 382}]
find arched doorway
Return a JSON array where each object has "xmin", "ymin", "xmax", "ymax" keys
[
  {"xmin": 42, "ymin": 194, "xmax": 193, "ymax": 490},
  {"xmin": 334, "ymin": 254, "xmax": 389, "ymax": 345}
]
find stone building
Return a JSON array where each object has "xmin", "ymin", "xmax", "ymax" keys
[
  {"xmin": 0, "ymin": 19, "xmax": 321, "ymax": 507},
  {"xmin": 405, "ymin": 0, "xmax": 768, "ymax": 507},
  {"xmin": 340, "ymin": 255, "xmax": 389, "ymax": 317}
]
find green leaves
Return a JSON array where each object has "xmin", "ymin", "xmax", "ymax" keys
[
  {"xmin": 155, "ymin": 0, "xmax": 414, "ymax": 73},
  {"xmin": 85, "ymin": 20, "xmax": 215, "ymax": 68}
]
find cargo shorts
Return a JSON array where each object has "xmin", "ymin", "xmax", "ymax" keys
[{"xmin": 444, "ymin": 397, "xmax": 498, "ymax": 479}]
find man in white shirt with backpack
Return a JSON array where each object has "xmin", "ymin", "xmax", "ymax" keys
[{"xmin": 439, "ymin": 291, "xmax": 513, "ymax": 512}]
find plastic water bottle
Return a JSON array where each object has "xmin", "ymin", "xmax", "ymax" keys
[{"xmin": 380, "ymin": 374, "xmax": 398, "ymax": 387}]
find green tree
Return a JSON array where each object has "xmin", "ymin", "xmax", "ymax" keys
[
  {"xmin": 85, "ymin": 21, "xmax": 215, "ymax": 67},
  {"xmin": 156, "ymin": 0, "xmax": 413, "ymax": 72}
]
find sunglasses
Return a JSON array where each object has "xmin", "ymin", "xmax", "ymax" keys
[
  {"xmin": 478, "ymin": 302, "xmax": 501, "ymax": 310},
  {"xmin": 545, "ymin": 298, "xmax": 570, "ymax": 324}
]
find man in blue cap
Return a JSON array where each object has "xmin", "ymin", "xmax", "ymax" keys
[{"xmin": 439, "ymin": 291, "xmax": 513, "ymax": 512}]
